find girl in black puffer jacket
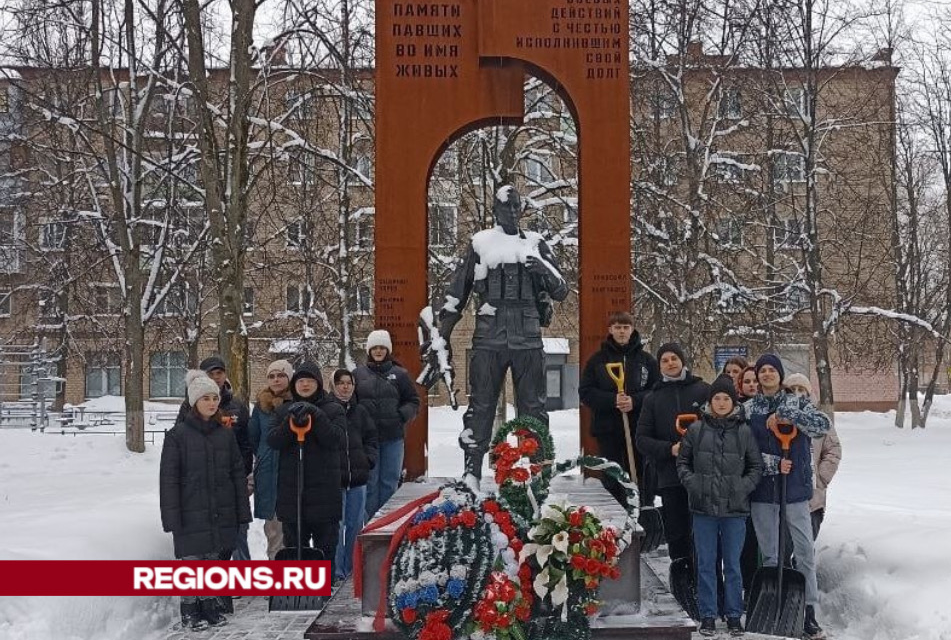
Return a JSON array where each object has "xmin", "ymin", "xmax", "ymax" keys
[
  {"xmin": 353, "ymin": 330, "xmax": 419, "ymax": 519},
  {"xmin": 677, "ymin": 375, "xmax": 762, "ymax": 635},
  {"xmin": 267, "ymin": 361, "xmax": 346, "ymax": 562},
  {"xmin": 160, "ymin": 370, "xmax": 251, "ymax": 630},
  {"xmin": 330, "ymin": 369, "xmax": 378, "ymax": 582}
]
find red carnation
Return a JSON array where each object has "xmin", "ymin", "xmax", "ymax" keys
[
  {"xmin": 569, "ymin": 531, "xmax": 582, "ymax": 544},
  {"xmin": 516, "ymin": 604, "xmax": 531, "ymax": 622},
  {"xmin": 609, "ymin": 566, "xmax": 621, "ymax": 580},
  {"xmin": 509, "ymin": 538, "xmax": 523, "ymax": 554},
  {"xmin": 499, "ymin": 581, "xmax": 517, "ymax": 602},
  {"xmin": 518, "ymin": 564, "xmax": 532, "ymax": 581},
  {"xmin": 498, "ymin": 613, "xmax": 512, "ymax": 628},
  {"xmin": 585, "ymin": 602, "xmax": 599, "ymax": 616},
  {"xmin": 589, "ymin": 539, "xmax": 604, "ymax": 554},
  {"xmin": 569, "ymin": 511, "xmax": 584, "ymax": 527},
  {"xmin": 586, "ymin": 577, "xmax": 599, "ymax": 590},
  {"xmin": 401, "ymin": 608, "xmax": 417, "ymax": 623},
  {"xmin": 495, "ymin": 511, "xmax": 511, "ymax": 525},
  {"xmin": 512, "ymin": 468, "xmax": 530, "ymax": 483},
  {"xmin": 600, "ymin": 564, "xmax": 612, "ymax": 577},
  {"xmin": 571, "ymin": 554, "xmax": 587, "ymax": 570},
  {"xmin": 521, "ymin": 439, "xmax": 539, "ymax": 455},
  {"xmin": 484, "ymin": 500, "xmax": 500, "ymax": 514},
  {"xmin": 586, "ymin": 558, "xmax": 601, "ymax": 575},
  {"xmin": 482, "ymin": 607, "xmax": 498, "ymax": 624},
  {"xmin": 461, "ymin": 510, "xmax": 477, "ymax": 527}
]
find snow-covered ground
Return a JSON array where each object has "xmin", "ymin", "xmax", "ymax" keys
[{"xmin": 1, "ymin": 400, "xmax": 950, "ymax": 640}]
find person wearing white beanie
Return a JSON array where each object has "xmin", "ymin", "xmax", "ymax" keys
[
  {"xmin": 354, "ymin": 328, "xmax": 420, "ymax": 520},
  {"xmin": 186, "ymin": 370, "xmax": 220, "ymax": 407},
  {"xmin": 160, "ymin": 370, "xmax": 251, "ymax": 630},
  {"xmin": 784, "ymin": 373, "xmax": 812, "ymax": 397},
  {"xmin": 365, "ymin": 329, "xmax": 393, "ymax": 354}
]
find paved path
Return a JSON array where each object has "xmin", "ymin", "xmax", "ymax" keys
[{"xmin": 161, "ymin": 597, "xmax": 316, "ymax": 640}]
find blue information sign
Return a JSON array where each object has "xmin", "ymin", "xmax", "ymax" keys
[{"xmin": 714, "ymin": 345, "xmax": 749, "ymax": 374}]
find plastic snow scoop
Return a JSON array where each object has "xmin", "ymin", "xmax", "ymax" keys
[
  {"xmin": 746, "ymin": 420, "xmax": 806, "ymax": 638},
  {"xmin": 675, "ymin": 413, "xmax": 699, "ymax": 438},
  {"xmin": 605, "ymin": 363, "xmax": 664, "ymax": 551},
  {"xmin": 270, "ymin": 415, "xmax": 327, "ymax": 613},
  {"xmin": 669, "ymin": 555, "xmax": 700, "ymax": 621}
]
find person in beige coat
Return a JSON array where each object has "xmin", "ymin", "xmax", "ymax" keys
[{"xmin": 786, "ymin": 373, "xmax": 842, "ymax": 538}]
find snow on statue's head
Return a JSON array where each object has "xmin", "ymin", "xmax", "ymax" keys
[{"xmin": 493, "ymin": 185, "xmax": 522, "ymax": 234}]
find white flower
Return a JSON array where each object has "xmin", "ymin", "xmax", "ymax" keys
[
  {"xmin": 437, "ymin": 572, "xmax": 449, "ymax": 586},
  {"xmin": 552, "ymin": 531, "xmax": 569, "ymax": 554},
  {"xmin": 492, "ymin": 531, "xmax": 510, "ymax": 550},
  {"xmin": 506, "ymin": 433, "xmax": 520, "ymax": 448},
  {"xmin": 551, "ymin": 575, "xmax": 569, "ymax": 607},
  {"xmin": 419, "ymin": 571, "xmax": 437, "ymax": 586},
  {"xmin": 535, "ymin": 544, "xmax": 554, "ymax": 567},
  {"xmin": 540, "ymin": 504, "xmax": 566, "ymax": 524},
  {"xmin": 533, "ymin": 567, "xmax": 551, "ymax": 598},
  {"xmin": 519, "ymin": 543, "xmax": 538, "ymax": 563},
  {"xmin": 501, "ymin": 548, "xmax": 516, "ymax": 565},
  {"xmin": 450, "ymin": 565, "xmax": 468, "ymax": 580},
  {"xmin": 484, "ymin": 514, "xmax": 495, "ymax": 524}
]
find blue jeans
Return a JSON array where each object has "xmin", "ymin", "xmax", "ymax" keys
[
  {"xmin": 693, "ymin": 514, "xmax": 747, "ymax": 619},
  {"xmin": 334, "ymin": 485, "xmax": 367, "ymax": 580},
  {"xmin": 366, "ymin": 438, "xmax": 404, "ymax": 520}
]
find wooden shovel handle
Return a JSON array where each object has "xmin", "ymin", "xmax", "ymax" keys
[{"xmin": 290, "ymin": 415, "xmax": 313, "ymax": 443}]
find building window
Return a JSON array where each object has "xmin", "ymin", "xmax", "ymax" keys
[
  {"xmin": 524, "ymin": 155, "xmax": 552, "ymax": 184},
  {"xmin": 93, "ymin": 284, "xmax": 121, "ymax": 316},
  {"xmin": 0, "ymin": 290, "xmax": 10, "ymax": 316},
  {"xmin": 349, "ymin": 285, "xmax": 372, "ymax": 315},
  {"xmin": 243, "ymin": 287, "xmax": 254, "ymax": 316},
  {"xmin": 286, "ymin": 219, "xmax": 303, "ymax": 248},
  {"xmin": 149, "ymin": 351, "xmax": 186, "ymax": 398},
  {"xmin": 774, "ymin": 217, "xmax": 804, "ymax": 249},
  {"xmin": 155, "ymin": 284, "xmax": 196, "ymax": 316},
  {"xmin": 428, "ymin": 204, "xmax": 457, "ymax": 248},
  {"xmin": 783, "ymin": 87, "xmax": 809, "ymax": 119},
  {"xmin": 526, "ymin": 83, "xmax": 559, "ymax": 117},
  {"xmin": 288, "ymin": 155, "xmax": 315, "ymax": 185},
  {"xmin": 718, "ymin": 88, "xmax": 742, "ymax": 120},
  {"xmin": 651, "ymin": 91, "xmax": 677, "ymax": 120},
  {"xmin": 773, "ymin": 152, "xmax": 805, "ymax": 183},
  {"xmin": 38, "ymin": 290, "xmax": 60, "ymax": 318},
  {"xmin": 285, "ymin": 90, "xmax": 316, "ymax": 118},
  {"xmin": 354, "ymin": 215, "xmax": 373, "ymax": 249},
  {"xmin": 715, "ymin": 219, "xmax": 743, "ymax": 247},
  {"xmin": 660, "ymin": 156, "xmax": 679, "ymax": 186},
  {"xmin": 85, "ymin": 353, "xmax": 121, "ymax": 398},
  {"xmin": 286, "ymin": 284, "xmax": 312, "ymax": 313},
  {"xmin": 354, "ymin": 152, "xmax": 373, "ymax": 181}
]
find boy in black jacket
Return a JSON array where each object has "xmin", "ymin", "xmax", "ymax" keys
[
  {"xmin": 579, "ymin": 312, "xmax": 659, "ymax": 505},
  {"xmin": 267, "ymin": 361, "xmax": 346, "ymax": 561}
]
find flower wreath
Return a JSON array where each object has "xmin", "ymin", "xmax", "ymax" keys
[
  {"xmin": 389, "ymin": 482, "xmax": 494, "ymax": 640},
  {"xmin": 489, "ymin": 416, "xmax": 555, "ymax": 524}
]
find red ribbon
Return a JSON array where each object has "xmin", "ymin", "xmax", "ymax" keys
[{"xmin": 351, "ymin": 490, "xmax": 440, "ymax": 632}]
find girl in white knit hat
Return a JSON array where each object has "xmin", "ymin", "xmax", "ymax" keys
[{"xmin": 160, "ymin": 370, "xmax": 252, "ymax": 630}]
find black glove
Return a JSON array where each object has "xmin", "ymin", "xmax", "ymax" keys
[{"xmin": 288, "ymin": 402, "xmax": 314, "ymax": 426}]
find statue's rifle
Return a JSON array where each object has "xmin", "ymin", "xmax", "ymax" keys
[{"xmin": 416, "ymin": 306, "xmax": 459, "ymax": 410}]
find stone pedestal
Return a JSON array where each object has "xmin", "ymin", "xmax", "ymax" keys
[{"xmin": 357, "ymin": 476, "xmax": 642, "ymax": 617}]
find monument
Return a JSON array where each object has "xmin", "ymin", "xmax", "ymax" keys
[{"xmin": 374, "ymin": 0, "xmax": 634, "ymax": 479}]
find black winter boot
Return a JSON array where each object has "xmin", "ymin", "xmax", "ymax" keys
[
  {"xmin": 199, "ymin": 598, "xmax": 227, "ymax": 627},
  {"xmin": 180, "ymin": 602, "xmax": 207, "ymax": 631},
  {"xmin": 804, "ymin": 605, "xmax": 825, "ymax": 639},
  {"xmin": 726, "ymin": 616, "xmax": 744, "ymax": 636},
  {"xmin": 699, "ymin": 617, "xmax": 717, "ymax": 636}
]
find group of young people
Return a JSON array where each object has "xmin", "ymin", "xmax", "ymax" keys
[
  {"xmin": 158, "ymin": 330, "xmax": 419, "ymax": 630},
  {"xmin": 580, "ymin": 312, "xmax": 842, "ymax": 639}
]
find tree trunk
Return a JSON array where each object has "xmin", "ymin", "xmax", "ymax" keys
[{"xmin": 124, "ymin": 307, "xmax": 146, "ymax": 453}]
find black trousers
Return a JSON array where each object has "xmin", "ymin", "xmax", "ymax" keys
[
  {"xmin": 282, "ymin": 519, "xmax": 339, "ymax": 562},
  {"xmin": 462, "ymin": 348, "xmax": 547, "ymax": 476},
  {"xmin": 595, "ymin": 432, "xmax": 656, "ymax": 507},
  {"xmin": 658, "ymin": 485, "xmax": 692, "ymax": 561}
]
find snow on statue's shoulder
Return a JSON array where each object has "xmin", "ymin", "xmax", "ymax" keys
[{"xmin": 496, "ymin": 184, "xmax": 515, "ymax": 202}]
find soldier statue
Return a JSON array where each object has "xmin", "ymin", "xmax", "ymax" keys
[{"xmin": 421, "ymin": 185, "xmax": 568, "ymax": 489}]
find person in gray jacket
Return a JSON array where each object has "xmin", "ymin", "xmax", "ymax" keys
[{"xmin": 678, "ymin": 375, "xmax": 762, "ymax": 636}]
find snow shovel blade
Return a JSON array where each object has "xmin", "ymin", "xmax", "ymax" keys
[
  {"xmin": 669, "ymin": 556, "xmax": 700, "ymax": 621},
  {"xmin": 269, "ymin": 546, "xmax": 328, "ymax": 612},
  {"xmin": 638, "ymin": 506, "xmax": 665, "ymax": 553},
  {"xmin": 745, "ymin": 566, "xmax": 806, "ymax": 637}
]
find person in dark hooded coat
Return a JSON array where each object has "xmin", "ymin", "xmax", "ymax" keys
[
  {"xmin": 267, "ymin": 361, "xmax": 346, "ymax": 561},
  {"xmin": 160, "ymin": 370, "xmax": 251, "ymax": 630},
  {"xmin": 579, "ymin": 311, "xmax": 659, "ymax": 506}
]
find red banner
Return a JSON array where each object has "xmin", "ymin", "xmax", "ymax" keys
[{"xmin": 0, "ymin": 561, "xmax": 332, "ymax": 596}]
